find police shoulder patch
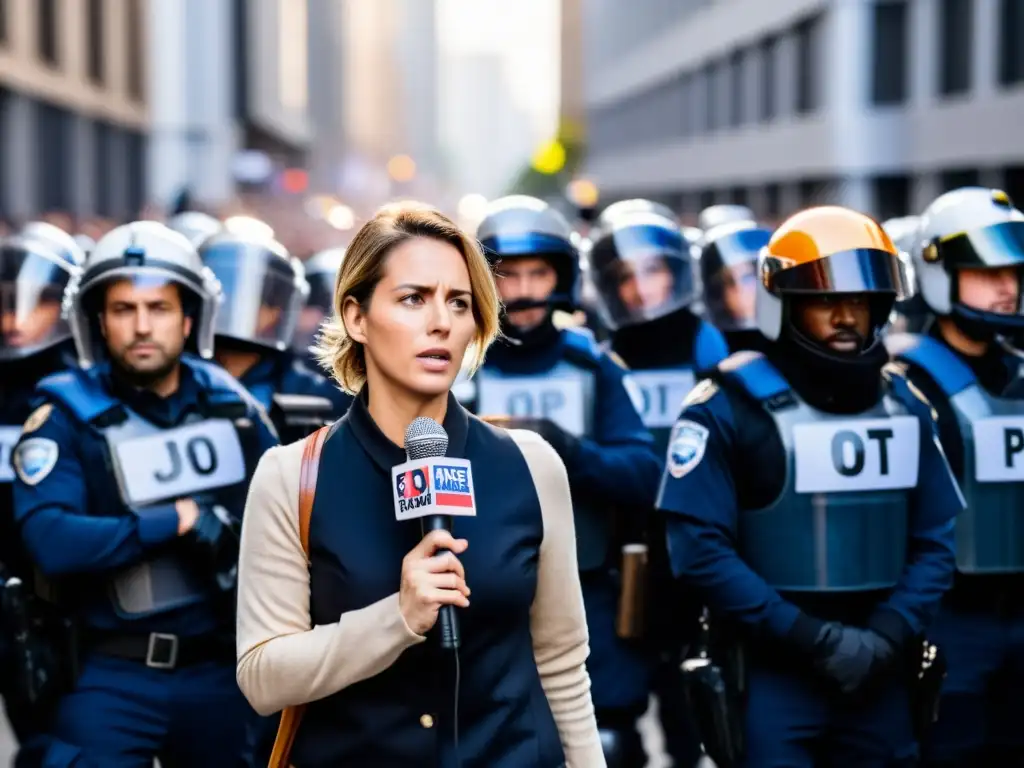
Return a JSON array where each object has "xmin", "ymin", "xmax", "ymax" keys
[
  {"xmin": 21, "ymin": 403, "xmax": 53, "ymax": 435},
  {"xmin": 667, "ymin": 420, "xmax": 710, "ymax": 479},
  {"xmin": 13, "ymin": 437, "xmax": 59, "ymax": 486},
  {"xmin": 683, "ymin": 379, "xmax": 719, "ymax": 408}
]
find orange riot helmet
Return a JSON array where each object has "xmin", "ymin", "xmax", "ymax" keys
[{"xmin": 756, "ymin": 206, "xmax": 911, "ymax": 355}]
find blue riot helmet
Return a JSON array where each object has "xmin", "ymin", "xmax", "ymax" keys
[
  {"xmin": 0, "ymin": 233, "xmax": 82, "ymax": 360},
  {"xmin": 65, "ymin": 222, "xmax": 222, "ymax": 368},
  {"xmin": 167, "ymin": 211, "xmax": 225, "ymax": 248},
  {"xmin": 586, "ymin": 201, "xmax": 696, "ymax": 331},
  {"xmin": 20, "ymin": 221, "xmax": 88, "ymax": 267},
  {"xmin": 296, "ymin": 247, "xmax": 344, "ymax": 354},
  {"xmin": 199, "ymin": 231, "xmax": 309, "ymax": 353},
  {"xmin": 476, "ymin": 195, "xmax": 579, "ymax": 335},
  {"xmin": 698, "ymin": 220, "xmax": 772, "ymax": 331},
  {"xmin": 914, "ymin": 187, "xmax": 1024, "ymax": 337}
]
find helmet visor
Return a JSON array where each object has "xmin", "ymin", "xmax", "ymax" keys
[
  {"xmin": 591, "ymin": 224, "xmax": 695, "ymax": 329},
  {"xmin": 770, "ymin": 247, "xmax": 911, "ymax": 301},
  {"xmin": 203, "ymin": 244, "xmax": 300, "ymax": 348},
  {"xmin": 701, "ymin": 228, "xmax": 770, "ymax": 330},
  {"xmin": 933, "ymin": 220, "xmax": 1024, "ymax": 269},
  {"xmin": 0, "ymin": 245, "xmax": 74, "ymax": 359}
]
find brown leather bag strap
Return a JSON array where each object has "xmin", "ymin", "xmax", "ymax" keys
[{"xmin": 268, "ymin": 425, "xmax": 330, "ymax": 768}]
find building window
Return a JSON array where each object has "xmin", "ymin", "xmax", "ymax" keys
[
  {"xmin": 728, "ymin": 49, "xmax": 744, "ymax": 127},
  {"xmin": 126, "ymin": 0, "xmax": 144, "ymax": 101},
  {"xmin": 873, "ymin": 175, "xmax": 912, "ymax": 221},
  {"xmin": 37, "ymin": 104, "xmax": 72, "ymax": 212},
  {"xmin": 759, "ymin": 36, "xmax": 777, "ymax": 122},
  {"xmin": 764, "ymin": 183, "xmax": 781, "ymax": 219},
  {"xmin": 1003, "ymin": 166, "xmax": 1024, "ymax": 207},
  {"xmin": 871, "ymin": 1, "xmax": 909, "ymax": 105},
  {"xmin": 680, "ymin": 73, "xmax": 695, "ymax": 136},
  {"xmin": 938, "ymin": 0, "xmax": 973, "ymax": 96},
  {"xmin": 87, "ymin": 0, "xmax": 105, "ymax": 85},
  {"xmin": 999, "ymin": 0, "xmax": 1024, "ymax": 86},
  {"xmin": 795, "ymin": 16, "xmax": 821, "ymax": 114},
  {"xmin": 699, "ymin": 190, "xmax": 716, "ymax": 211},
  {"xmin": 730, "ymin": 187, "xmax": 749, "ymax": 207},
  {"xmin": 278, "ymin": 0, "xmax": 308, "ymax": 111},
  {"xmin": 37, "ymin": 0, "xmax": 59, "ymax": 67},
  {"xmin": 702, "ymin": 62, "xmax": 717, "ymax": 133},
  {"xmin": 940, "ymin": 168, "xmax": 980, "ymax": 191},
  {"xmin": 0, "ymin": 0, "xmax": 8, "ymax": 46},
  {"xmin": 126, "ymin": 131, "xmax": 147, "ymax": 217}
]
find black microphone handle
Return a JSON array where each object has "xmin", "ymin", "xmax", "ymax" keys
[{"xmin": 421, "ymin": 515, "xmax": 461, "ymax": 650}]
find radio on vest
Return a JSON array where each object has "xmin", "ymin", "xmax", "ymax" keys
[{"xmin": 392, "ymin": 417, "xmax": 477, "ymax": 650}]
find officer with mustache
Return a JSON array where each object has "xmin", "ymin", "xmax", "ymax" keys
[
  {"xmin": 658, "ymin": 206, "xmax": 963, "ymax": 766},
  {"xmin": 886, "ymin": 188, "xmax": 1024, "ymax": 766}
]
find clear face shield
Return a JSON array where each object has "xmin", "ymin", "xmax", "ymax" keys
[
  {"xmin": 294, "ymin": 270, "xmax": 335, "ymax": 354},
  {"xmin": 0, "ymin": 243, "xmax": 75, "ymax": 360},
  {"xmin": 590, "ymin": 225, "xmax": 696, "ymax": 331},
  {"xmin": 202, "ymin": 243, "xmax": 307, "ymax": 352},
  {"xmin": 701, "ymin": 228, "xmax": 771, "ymax": 331}
]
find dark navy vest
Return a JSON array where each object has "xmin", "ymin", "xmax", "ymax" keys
[
  {"xmin": 889, "ymin": 333, "xmax": 1024, "ymax": 573},
  {"xmin": 721, "ymin": 354, "xmax": 917, "ymax": 592},
  {"xmin": 623, "ymin": 320, "xmax": 728, "ymax": 455},
  {"xmin": 296, "ymin": 395, "xmax": 565, "ymax": 768},
  {"xmin": 37, "ymin": 358, "xmax": 253, "ymax": 618}
]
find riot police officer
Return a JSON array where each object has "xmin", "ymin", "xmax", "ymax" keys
[
  {"xmin": 167, "ymin": 211, "xmax": 224, "ymax": 248},
  {"xmin": 11, "ymin": 222, "xmax": 279, "ymax": 765},
  {"xmin": 886, "ymin": 188, "xmax": 1024, "ymax": 765},
  {"xmin": 588, "ymin": 199, "xmax": 729, "ymax": 767},
  {"xmin": 198, "ymin": 232, "xmax": 352, "ymax": 433},
  {"xmin": 698, "ymin": 220, "xmax": 774, "ymax": 353},
  {"xmin": 884, "ymin": 215, "xmax": 928, "ymax": 334},
  {"xmin": 294, "ymin": 247, "xmax": 344, "ymax": 371},
  {"xmin": 470, "ymin": 195, "xmax": 662, "ymax": 767},
  {"xmin": 0, "ymin": 231, "xmax": 83, "ymax": 767},
  {"xmin": 658, "ymin": 206, "xmax": 963, "ymax": 766}
]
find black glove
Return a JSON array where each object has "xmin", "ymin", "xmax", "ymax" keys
[
  {"xmin": 503, "ymin": 417, "xmax": 582, "ymax": 465},
  {"xmin": 811, "ymin": 622, "xmax": 895, "ymax": 695},
  {"xmin": 183, "ymin": 504, "xmax": 239, "ymax": 592}
]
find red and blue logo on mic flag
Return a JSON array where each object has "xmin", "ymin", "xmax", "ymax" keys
[
  {"xmin": 395, "ymin": 467, "xmax": 429, "ymax": 499},
  {"xmin": 432, "ymin": 464, "xmax": 474, "ymax": 507}
]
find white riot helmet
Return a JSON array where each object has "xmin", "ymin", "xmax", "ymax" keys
[
  {"xmin": 20, "ymin": 221, "xmax": 88, "ymax": 267},
  {"xmin": 698, "ymin": 205, "xmax": 755, "ymax": 232},
  {"xmin": 167, "ymin": 212, "xmax": 224, "ymax": 248},
  {"xmin": 882, "ymin": 216, "xmax": 920, "ymax": 257},
  {"xmin": 199, "ymin": 232, "xmax": 309, "ymax": 352},
  {"xmin": 65, "ymin": 222, "xmax": 222, "ymax": 368},
  {"xmin": 913, "ymin": 187, "xmax": 1024, "ymax": 333}
]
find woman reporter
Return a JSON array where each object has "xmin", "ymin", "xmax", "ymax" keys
[{"xmin": 236, "ymin": 202, "xmax": 604, "ymax": 767}]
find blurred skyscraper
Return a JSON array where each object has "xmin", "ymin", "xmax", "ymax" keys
[
  {"xmin": 0, "ymin": 0, "xmax": 148, "ymax": 222},
  {"xmin": 583, "ymin": 0, "xmax": 1024, "ymax": 222}
]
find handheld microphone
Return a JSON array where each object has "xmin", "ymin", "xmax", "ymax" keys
[{"xmin": 399, "ymin": 417, "xmax": 474, "ymax": 650}]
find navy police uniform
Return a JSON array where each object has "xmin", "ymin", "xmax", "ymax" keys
[
  {"xmin": 657, "ymin": 205, "xmax": 963, "ymax": 767},
  {"xmin": 13, "ymin": 356, "xmax": 277, "ymax": 766},
  {"xmin": 883, "ymin": 184, "xmax": 1024, "ymax": 765},
  {"xmin": 889, "ymin": 331, "xmax": 1024, "ymax": 763},
  {"xmin": 239, "ymin": 349, "xmax": 353, "ymax": 417},
  {"xmin": 659, "ymin": 351, "xmax": 961, "ymax": 765}
]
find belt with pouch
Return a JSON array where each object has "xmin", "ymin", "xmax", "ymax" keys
[{"xmin": 86, "ymin": 630, "xmax": 234, "ymax": 670}]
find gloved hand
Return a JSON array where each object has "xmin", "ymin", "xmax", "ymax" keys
[
  {"xmin": 493, "ymin": 417, "xmax": 582, "ymax": 465},
  {"xmin": 182, "ymin": 504, "xmax": 239, "ymax": 591},
  {"xmin": 811, "ymin": 622, "xmax": 895, "ymax": 695}
]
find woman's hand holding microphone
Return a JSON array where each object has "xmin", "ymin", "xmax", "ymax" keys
[{"xmin": 399, "ymin": 530, "xmax": 471, "ymax": 636}]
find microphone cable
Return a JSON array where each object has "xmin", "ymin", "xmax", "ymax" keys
[{"xmin": 452, "ymin": 646, "xmax": 462, "ymax": 768}]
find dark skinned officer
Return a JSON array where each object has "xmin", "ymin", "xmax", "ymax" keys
[
  {"xmin": 658, "ymin": 206, "xmax": 963, "ymax": 767},
  {"xmin": 886, "ymin": 187, "xmax": 1024, "ymax": 766},
  {"xmin": 12, "ymin": 221, "xmax": 278, "ymax": 766}
]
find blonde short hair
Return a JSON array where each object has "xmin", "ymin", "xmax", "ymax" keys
[{"xmin": 315, "ymin": 201, "xmax": 501, "ymax": 394}]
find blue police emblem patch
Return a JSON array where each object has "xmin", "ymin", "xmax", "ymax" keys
[
  {"xmin": 667, "ymin": 420, "xmax": 709, "ymax": 479},
  {"xmin": 13, "ymin": 437, "xmax": 59, "ymax": 486}
]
